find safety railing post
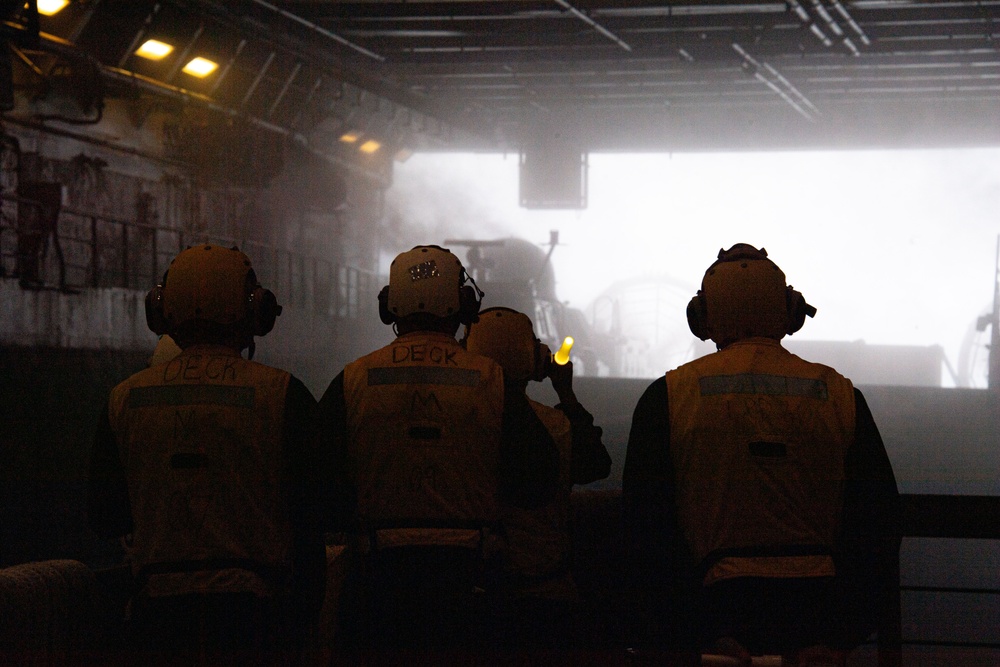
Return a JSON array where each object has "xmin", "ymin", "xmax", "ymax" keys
[
  {"xmin": 121, "ymin": 223, "xmax": 129, "ymax": 288},
  {"xmin": 151, "ymin": 226, "xmax": 158, "ymax": 286},
  {"xmin": 90, "ymin": 216, "xmax": 99, "ymax": 287}
]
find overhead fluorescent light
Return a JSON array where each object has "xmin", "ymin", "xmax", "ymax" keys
[
  {"xmin": 135, "ymin": 39, "xmax": 174, "ymax": 60},
  {"xmin": 359, "ymin": 140, "xmax": 381, "ymax": 154},
  {"xmin": 182, "ymin": 57, "xmax": 218, "ymax": 78},
  {"xmin": 36, "ymin": 0, "xmax": 69, "ymax": 16},
  {"xmin": 339, "ymin": 132, "xmax": 360, "ymax": 143}
]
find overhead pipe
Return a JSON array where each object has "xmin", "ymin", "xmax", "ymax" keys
[
  {"xmin": 830, "ymin": 0, "xmax": 872, "ymax": 46},
  {"xmin": 811, "ymin": 0, "xmax": 844, "ymax": 37},
  {"xmin": 13, "ymin": 27, "xmax": 390, "ymax": 185},
  {"xmin": 789, "ymin": 0, "xmax": 834, "ymax": 48},
  {"xmin": 754, "ymin": 72, "xmax": 815, "ymax": 122},
  {"xmin": 290, "ymin": 74, "xmax": 324, "ymax": 130},
  {"xmin": 102, "ymin": 66, "xmax": 390, "ymax": 185},
  {"xmin": 732, "ymin": 42, "xmax": 817, "ymax": 122},
  {"xmin": 186, "ymin": 0, "xmax": 490, "ymax": 146},
  {"xmin": 793, "ymin": 0, "xmax": 868, "ymax": 55},
  {"xmin": 208, "ymin": 37, "xmax": 246, "ymax": 95},
  {"xmin": 249, "ymin": 0, "xmax": 384, "ymax": 62},
  {"xmin": 267, "ymin": 61, "xmax": 301, "ymax": 119},
  {"xmin": 553, "ymin": 0, "xmax": 632, "ymax": 52},
  {"xmin": 164, "ymin": 23, "xmax": 205, "ymax": 85},
  {"xmin": 239, "ymin": 50, "xmax": 275, "ymax": 109},
  {"xmin": 811, "ymin": 0, "xmax": 868, "ymax": 56},
  {"xmin": 118, "ymin": 3, "xmax": 162, "ymax": 69},
  {"xmin": 761, "ymin": 62, "xmax": 821, "ymax": 116},
  {"xmin": 4, "ymin": 23, "xmax": 105, "ymax": 124}
]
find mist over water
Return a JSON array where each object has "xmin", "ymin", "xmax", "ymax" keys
[{"xmin": 389, "ymin": 149, "xmax": 1000, "ymax": 386}]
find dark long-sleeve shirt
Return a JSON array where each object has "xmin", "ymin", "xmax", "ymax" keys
[
  {"xmin": 555, "ymin": 400, "xmax": 612, "ymax": 486},
  {"xmin": 621, "ymin": 376, "xmax": 902, "ymax": 644}
]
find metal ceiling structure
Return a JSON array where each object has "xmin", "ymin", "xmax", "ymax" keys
[
  {"xmin": 277, "ymin": 0, "xmax": 1000, "ymax": 152},
  {"xmin": 4, "ymin": 1, "xmax": 1000, "ymax": 155}
]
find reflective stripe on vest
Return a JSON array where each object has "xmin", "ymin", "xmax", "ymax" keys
[
  {"xmin": 501, "ymin": 401, "xmax": 574, "ymax": 582},
  {"xmin": 343, "ymin": 331, "xmax": 505, "ymax": 544},
  {"xmin": 666, "ymin": 338, "xmax": 855, "ymax": 585},
  {"xmin": 108, "ymin": 345, "xmax": 293, "ymax": 596}
]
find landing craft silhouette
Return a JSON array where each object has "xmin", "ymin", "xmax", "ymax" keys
[{"xmin": 445, "ymin": 234, "xmax": 618, "ymax": 376}]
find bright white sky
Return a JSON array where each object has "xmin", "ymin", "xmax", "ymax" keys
[{"xmin": 388, "ymin": 148, "xmax": 1000, "ymax": 385}]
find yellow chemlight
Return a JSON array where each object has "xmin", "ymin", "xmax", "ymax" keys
[
  {"xmin": 553, "ymin": 336, "xmax": 574, "ymax": 365},
  {"xmin": 339, "ymin": 132, "xmax": 359, "ymax": 143},
  {"xmin": 135, "ymin": 39, "xmax": 174, "ymax": 61},
  {"xmin": 359, "ymin": 140, "xmax": 381, "ymax": 154},
  {"xmin": 36, "ymin": 0, "xmax": 69, "ymax": 16},
  {"xmin": 182, "ymin": 57, "xmax": 218, "ymax": 78}
]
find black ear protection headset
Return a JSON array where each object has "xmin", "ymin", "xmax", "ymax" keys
[
  {"xmin": 378, "ymin": 268, "xmax": 484, "ymax": 326},
  {"xmin": 686, "ymin": 246, "xmax": 816, "ymax": 342},
  {"xmin": 245, "ymin": 268, "xmax": 283, "ymax": 336},
  {"xmin": 144, "ymin": 249, "xmax": 282, "ymax": 338},
  {"xmin": 144, "ymin": 282, "xmax": 169, "ymax": 336}
]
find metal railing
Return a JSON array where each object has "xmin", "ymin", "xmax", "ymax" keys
[
  {"xmin": 866, "ymin": 493, "xmax": 1000, "ymax": 666},
  {"xmin": 0, "ymin": 192, "xmax": 377, "ymax": 320}
]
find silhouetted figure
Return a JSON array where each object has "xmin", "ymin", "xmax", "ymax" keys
[
  {"xmin": 88, "ymin": 245, "xmax": 328, "ymax": 666},
  {"xmin": 313, "ymin": 245, "xmax": 560, "ymax": 663},
  {"xmin": 16, "ymin": 181, "xmax": 64, "ymax": 289},
  {"xmin": 464, "ymin": 307, "xmax": 612, "ymax": 658},
  {"xmin": 623, "ymin": 244, "xmax": 901, "ymax": 666}
]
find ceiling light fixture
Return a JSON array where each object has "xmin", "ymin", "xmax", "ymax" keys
[
  {"xmin": 359, "ymin": 140, "xmax": 381, "ymax": 154},
  {"xmin": 339, "ymin": 132, "xmax": 360, "ymax": 143},
  {"xmin": 182, "ymin": 57, "xmax": 218, "ymax": 78},
  {"xmin": 36, "ymin": 0, "xmax": 69, "ymax": 16},
  {"xmin": 135, "ymin": 39, "xmax": 174, "ymax": 60}
]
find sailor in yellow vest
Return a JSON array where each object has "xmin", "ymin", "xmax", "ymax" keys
[
  {"xmin": 622, "ymin": 244, "xmax": 901, "ymax": 666},
  {"xmin": 313, "ymin": 245, "xmax": 561, "ymax": 659},
  {"xmin": 464, "ymin": 307, "xmax": 612, "ymax": 655},
  {"xmin": 87, "ymin": 245, "xmax": 329, "ymax": 666}
]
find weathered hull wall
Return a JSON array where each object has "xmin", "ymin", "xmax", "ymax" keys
[
  {"xmin": 0, "ymin": 281, "xmax": 156, "ymax": 351},
  {"xmin": 0, "ymin": 345, "xmax": 148, "ymax": 568}
]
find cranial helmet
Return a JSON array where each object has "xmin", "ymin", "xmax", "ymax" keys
[
  {"xmin": 464, "ymin": 307, "xmax": 549, "ymax": 382},
  {"xmin": 686, "ymin": 244, "xmax": 816, "ymax": 348},
  {"xmin": 145, "ymin": 245, "xmax": 282, "ymax": 341},
  {"xmin": 378, "ymin": 245, "xmax": 482, "ymax": 326}
]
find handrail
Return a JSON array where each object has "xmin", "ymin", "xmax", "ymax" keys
[
  {"xmin": 0, "ymin": 192, "xmax": 378, "ymax": 320},
  {"xmin": 873, "ymin": 493, "xmax": 1000, "ymax": 664},
  {"xmin": 901, "ymin": 493, "xmax": 1000, "ymax": 540}
]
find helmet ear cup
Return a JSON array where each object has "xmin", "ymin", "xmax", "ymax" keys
[
  {"xmin": 244, "ymin": 268, "xmax": 281, "ymax": 337},
  {"xmin": 785, "ymin": 286, "xmax": 816, "ymax": 336},
  {"xmin": 457, "ymin": 284, "xmax": 482, "ymax": 326},
  {"xmin": 686, "ymin": 291, "xmax": 710, "ymax": 341},
  {"xmin": 377, "ymin": 285, "xmax": 395, "ymax": 325},
  {"xmin": 249, "ymin": 286, "xmax": 282, "ymax": 336},
  {"xmin": 145, "ymin": 284, "xmax": 168, "ymax": 336}
]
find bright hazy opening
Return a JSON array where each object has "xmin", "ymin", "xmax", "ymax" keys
[{"xmin": 389, "ymin": 149, "xmax": 1000, "ymax": 388}]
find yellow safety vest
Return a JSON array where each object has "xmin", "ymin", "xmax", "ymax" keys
[
  {"xmin": 501, "ymin": 400, "xmax": 576, "ymax": 599},
  {"xmin": 108, "ymin": 344, "xmax": 293, "ymax": 598},
  {"xmin": 665, "ymin": 337, "xmax": 855, "ymax": 586},
  {"xmin": 342, "ymin": 331, "xmax": 504, "ymax": 548}
]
